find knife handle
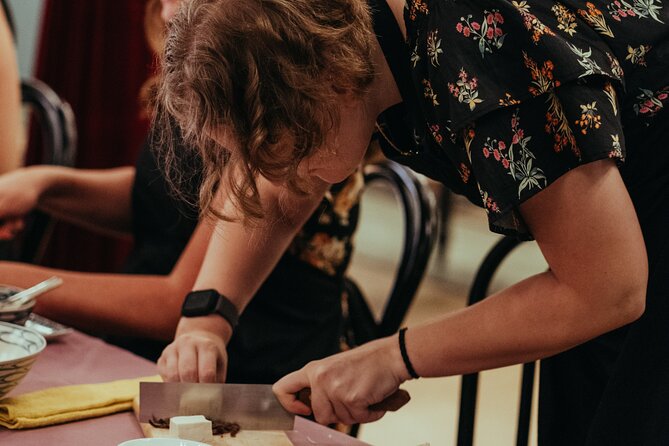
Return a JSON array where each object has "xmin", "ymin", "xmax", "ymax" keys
[{"xmin": 296, "ymin": 388, "xmax": 410, "ymax": 412}]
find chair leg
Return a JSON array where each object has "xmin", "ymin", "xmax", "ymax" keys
[
  {"xmin": 457, "ymin": 236, "xmax": 523, "ymax": 446},
  {"xmin": 457, "ymin": 373, "xmax": 479, "ymax": 446},
  {"xmin": 516, "ymin": 362, "xmax": 536, "ymax": 446},
  {"xmin": 437, "ymin": 185, "xmax": 452, "ymax": 256}
]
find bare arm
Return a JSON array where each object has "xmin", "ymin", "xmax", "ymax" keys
[
  {"xmin": 406, "ymin": 159, "xmax": 646, "ymax": 376},
  {"xmin": 0, "ymin": 165, "xmax": 136, "ymax": 237},
  {"xmin": 0, "ymin": 8, "xmax": 22, "ymax": 174},
  {"xmin": 158, "ymin": 175, "xmax": 330, "ymax": 382},
  {"xmin": 274, "ymin": 159, "xmax": 648, "ymax": 424},
  {"xmin": 0, "ymin": 221, "xmax": 213, "ymax": 340}
]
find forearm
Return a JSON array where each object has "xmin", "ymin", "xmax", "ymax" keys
[
  {"xmin": 0, "ymin": 10, "xmax": 22, "ymax": 174},
  {"xmin": 0, "ymin": 261, "xmax": 187, "ymax": 340},
  {"xmin": 30, "ymin": 165, "xmax": 135, "ymax": 235},
  {"xmin": 406, "ymin": 161, "xmax": 647, "ymax": 378},
  {"xmin": 176, "ymin": 179, "xmax": 329, "ymax": 343},
  {"xmin": 407, "ymin": 267, "xmax": 639, "ymax": 378}
]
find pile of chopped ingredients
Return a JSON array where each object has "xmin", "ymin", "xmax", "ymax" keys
[{"xmin": 149, "ymin": 415, "xmax": 241, "ymax": 437}]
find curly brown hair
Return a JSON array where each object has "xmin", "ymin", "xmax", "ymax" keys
[
  {"xmin": 153, "ymin": 0, "xmax": 375, "ymax": 221},
  {"xmin": 138, "ymin": 0, "xmax": 164, "ymax": 118}
]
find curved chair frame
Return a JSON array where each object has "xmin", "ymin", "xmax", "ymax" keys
[
  {"xmin": 21, "ymin": 78, "xmax": 77, "ymax": 167},
  {"xmin": 456, "ymin": 236, "xmax": 537, "ymax": 446},
  {"xmin": 346, "ymin": 160, "xmax": 438, "ymax": 437},
  {"xmin": 14, "ymin": 79, "xmax": 77, "ymax": 263},
  {"xmin": 363, "ymin": 160, "xmax": 439, "ymax": 338}
]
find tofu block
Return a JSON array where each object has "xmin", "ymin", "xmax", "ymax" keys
[{"xmin": 169, "ymin": 415, "xmax": 214, "ymax": 443}]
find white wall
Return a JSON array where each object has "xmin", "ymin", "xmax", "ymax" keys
[{"xmin": 6, "ymin": 0, "xmax": 45, "ymax": 78}]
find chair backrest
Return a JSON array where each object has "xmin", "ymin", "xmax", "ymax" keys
[
  {"xmin": 456, "ymin": 236, "xmax": 535, "ymax": 446},
  {"xmin": 21, "ymin": 78, "xmax": 77, "ymax": 168},
  {"xmin": 6, "ymin": 79, "xmax": 78, "ymax": 263},
  {"xmin": 343, "ymin": 160, "xmax": 437, "ymax": 438},
  {"xmin": 344, "ymin": 160, "xmax": 438, "ymax": 345}
]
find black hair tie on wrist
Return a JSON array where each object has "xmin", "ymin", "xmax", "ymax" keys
[{"xmin": 398, "ymin": 327, "xmax": 419, "ymax": 379}]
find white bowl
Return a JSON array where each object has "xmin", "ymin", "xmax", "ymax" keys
[
  {"xmin": 118, "ymin": 439, "xmax": 211, "ymax": 446},
  {"xmin": 0, "ymin": 285, "xmax": 35, "ymax": 326},
  {"xmin": 0, "ymin": 321, "xmax": 46, "ymax": 399}
]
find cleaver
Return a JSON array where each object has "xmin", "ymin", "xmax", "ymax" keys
[
  {"xmin": 139, "ymin": 382, "xmax": 296, "ymax": 431},
  {"xmin": 139, "ymin": 382, "xmax": 411, "ymax": 431}
]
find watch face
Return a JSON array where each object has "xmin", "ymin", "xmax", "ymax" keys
[{"xmin": 182, "ymin": 290, "xmax": 217, "ymax": 316}]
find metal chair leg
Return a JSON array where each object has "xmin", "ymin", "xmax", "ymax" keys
[{"xmin": 457, "ymin": 236, "xmax": 522, "ymax": 446}]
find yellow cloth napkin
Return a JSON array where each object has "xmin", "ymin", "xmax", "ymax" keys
[{"xmin": 0, "ymin": 375, "xmax": 162, "ymax": 429}]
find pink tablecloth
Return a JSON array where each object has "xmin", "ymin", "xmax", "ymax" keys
[
  {"xmin": 0, "ymin": 330, "xmax": 371, "ymax": 446},
  {"xmin": 0, "ymin": 330, "xmax": 157, "ymax": 446}
]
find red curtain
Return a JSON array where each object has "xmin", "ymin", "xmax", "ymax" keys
[{"xmin": 29, "ymin": 0, "xmax": 154, "ymax": 272}]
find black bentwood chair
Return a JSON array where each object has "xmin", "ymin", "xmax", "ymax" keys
[
  {"xmin": 456, "ymin": 236, "xmax": 537, "ymax": 446},
  {"xmin": 343, "ymin": 160, "xmax": 438, "ymax": 437},
  {"xmin": 2, "ymin": 79, "xmax": 78, "ymax": 263}
]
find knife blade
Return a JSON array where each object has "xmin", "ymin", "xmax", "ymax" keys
[{"xmin": 139, "ymin": 382, "xmax": 295, "ymax": 431}]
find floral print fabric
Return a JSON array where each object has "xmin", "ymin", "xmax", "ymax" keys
[
  {"xmin": 386, "ymin": 0, "xmax": 669, "ymax": 238},
  {"xmin": 288, "ymin": 169, "xmax": 364, "ymax": 276}
]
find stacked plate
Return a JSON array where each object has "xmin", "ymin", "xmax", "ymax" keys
[{"xmin": 0, "ymin": 285, "xmax": 34, "ymax": 325}]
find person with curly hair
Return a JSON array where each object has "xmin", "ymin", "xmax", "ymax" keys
[{"xmin": 156, "ymin": 0, "xmax": 668, "ymax": 443}]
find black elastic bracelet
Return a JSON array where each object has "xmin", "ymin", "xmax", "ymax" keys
[{"xmin": 398, "ymin": 327, "xmax": 419, "ymax": 379}]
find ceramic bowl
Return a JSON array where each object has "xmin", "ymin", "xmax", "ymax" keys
[
  {"xmin": 118, "ymin": 439, "xmax": 211, "ymax": 446},
  {"xmin": 0, "ymin": 321, "xmax": 46, "ymax": 399},
  {"xmin": 0, "ymin": 285, "xmax": 35, "ymax": 326}
]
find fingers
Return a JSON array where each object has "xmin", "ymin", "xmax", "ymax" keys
[
  {"xmin": 157, "ymin": 335, "xmax": 226, "ymax": 383},
  {"xmin": 157, "ymin": 345, "xmax": 179, "ymax": 382},
  {"xmin": 273, "ymin": 371, "xmax": 313, "ymax": 416},
  {"xmin": 176, "ymin": 343, "xmax": 199, "ymax": 382},
  {"xmin": 197, "ymin": 342, "xmax": 222, "ymax": 383},
  {"xmin": 309, "ymin": 384, "xmax": 338, "ymax": 425},
  {"xmin": 330, "ymin": 398, "xmax": 357, "ymax": 426}
]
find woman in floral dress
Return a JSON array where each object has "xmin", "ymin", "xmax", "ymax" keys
[{"xmin": 154, "ymin": 0, "xmax": 668, "ymax": 443}]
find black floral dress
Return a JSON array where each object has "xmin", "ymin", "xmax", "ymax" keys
[{"xmin": 371, "ymin": 0, "xmax": 669, "ymax": 444}]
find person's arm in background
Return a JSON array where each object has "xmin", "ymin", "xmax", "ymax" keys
[
  {"xmin": 0, "ymin": 220, "xmax": 213, "ymax": 340},
  {"xmin": 158, "ymin": 174, "xmax": 330, "ymax": 382},
  {"xmin": 0, "ymin": 4, "xmax": 22, "ymax": 175},
  {"xmin": 0, "ymin": 165, "xmax": 136, "ymax": 238}
]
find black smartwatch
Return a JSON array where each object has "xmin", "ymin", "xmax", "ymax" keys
[{"xmin": 181, "ymin": 289, "xmax": 239, "ymax": 329}]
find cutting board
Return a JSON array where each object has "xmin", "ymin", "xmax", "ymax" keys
[{"xmin": 132, "ymin": 397, "xmax": 293, "ymax": 446}]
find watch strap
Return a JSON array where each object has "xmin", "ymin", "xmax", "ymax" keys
[
  {"xmin": 213, "ymin": 292, "xmax": 239, "ymax": 329},
  {"xmin": 181, "ymin": 289, "xmax": 240, "ymax": 330}
]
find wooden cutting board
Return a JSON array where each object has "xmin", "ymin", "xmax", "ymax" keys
[{"xmin": 132, "ymin": 397, "xmax": 293, "ymax": 446}]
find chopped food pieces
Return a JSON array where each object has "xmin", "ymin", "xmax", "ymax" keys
[
  {"xmin": 148, "ymin": 414, "xmax": 241, "ymax": 438},
  {"xmin": 148, "ymin": 416, "xmax": 170, "ymax": 429},
  {"xmin": 212, "ymin": 420, "xmax": 241, "ymax": 437},
  {"xmin": 169, "ymin": 415, "xmax": 214, "ymax": 443}
]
